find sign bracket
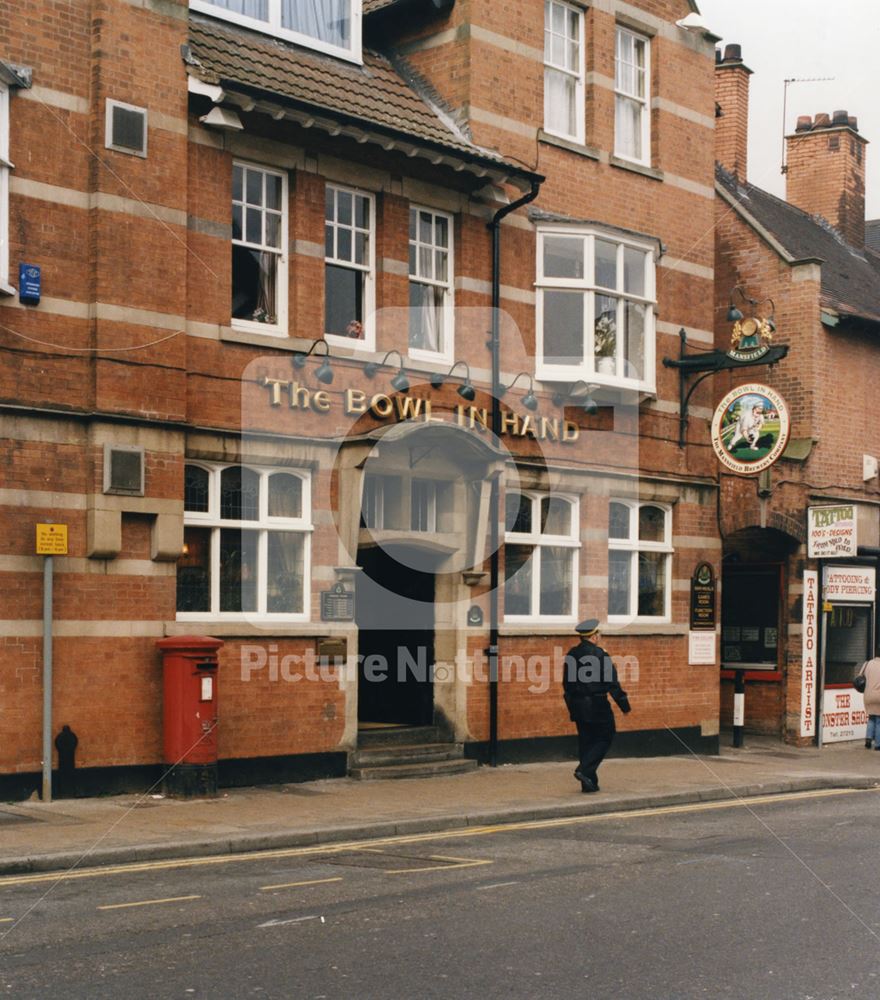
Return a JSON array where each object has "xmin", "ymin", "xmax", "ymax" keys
[{"xmin": 663, "ymin": 328, "xmax": 790, "ymax": 448}]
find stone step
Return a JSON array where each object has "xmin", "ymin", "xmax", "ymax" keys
[
  {"xmin": 357, "ymin": 725, "xmax": 443, "ymax": 748},
  {"xmin": 349, "ymin": 758, "xmax": 478, "ymax": 781},
  {"xmin": 350, "ymin": 743, "xmax": 465, "ymax": 768}
]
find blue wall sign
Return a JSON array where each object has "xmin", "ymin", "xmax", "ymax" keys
[{"xmin": 19, "ymin": 264, "xmax": 41, "ymax": 306}]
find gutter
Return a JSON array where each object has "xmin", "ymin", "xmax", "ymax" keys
[{"xmin": 486, "ymin": 179, "xmax": 542, "ymax": 767}]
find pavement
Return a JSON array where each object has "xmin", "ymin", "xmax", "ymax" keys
[{"xmin": 1, "ymin": 736, "xmax": 878, "ymax": 877}]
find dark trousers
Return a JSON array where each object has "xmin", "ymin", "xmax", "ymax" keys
[{"xmin": 576, "ymin": 718, "xmax": 615, "ymax": 780}]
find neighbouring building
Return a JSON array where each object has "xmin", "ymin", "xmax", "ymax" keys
[
  {"xmin": 0, "ymin": 0, "xmax": 722, "ymax": 799},
  {"xmin": 713, "ymin": 44, "xmax": 880, "ymax": 745}
]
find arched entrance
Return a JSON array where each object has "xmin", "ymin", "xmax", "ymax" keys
[{"xmin": 721, "ymin": 526, "xmax": 800, "ymax": 735}]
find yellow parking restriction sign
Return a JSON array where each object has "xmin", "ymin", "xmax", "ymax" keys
[{"xmin": 36, "ymin": 523, "xmax": 68, "ymax": 555}]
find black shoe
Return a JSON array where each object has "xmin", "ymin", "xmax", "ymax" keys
[
  {"xmin": 580, "ymin": 776, "xmax": 598, "ymax": 793},
  {"xmin": 867, "ymin": 740, "xmax": 873, "ymax": 749}
]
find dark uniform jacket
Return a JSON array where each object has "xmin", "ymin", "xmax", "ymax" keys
[{"xmin": 562, "ymin": 638, "xmax": 631, "ymax": 724}]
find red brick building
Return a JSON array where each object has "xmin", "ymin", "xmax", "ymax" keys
[
  {"xmin": 0, "ymin": 0, "xmax": 722, "ymax": 798},
  {"xmin": 714, "ymin": 45, "xmax": 880, "ymax": 744}
]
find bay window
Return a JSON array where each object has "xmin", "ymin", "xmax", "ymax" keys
[
  {"xmin": 536, "ymin": 228, "xmax": 655, "ymax": 389},
  {"xmin": 608, "ymin": 500, "xmax": 671, "ymax": 621},
  {"xmin": 191, "ymin": 0, "xmax": 362, "ymax": 63},
  {"xmin": 178, "ymin": 464, "xmax": 311, "ymax": 620},
  {"xmin": 408, "ymin": 207, "xmax": 453, "ymax": 361},
  {"xmin": 231, "ymin": 162, "xmax": 287, "ymax": 333},
  {"xmin": 615, "ymin": 26, "xmax": 650, "ymax": 163},
  {"xmin": 544, "ymin": 0, "xmax": 584, "ymax": 143},
  {"xmin": 325, "ymin": 184, "xmax": 375, "ymax": 349},
  {"xmin": 504, "ymin": 492, "xmax": 579, "ymax": 622}
]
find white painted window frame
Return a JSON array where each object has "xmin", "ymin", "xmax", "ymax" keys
[
  {"xmin": 324, "ymin": 183, "xmax": 376, "ymax": 352},
  {"xmin": 230, "ymin": 160, "xmax": 289, "ymax": 336},
  {"xmin": 614, "ymin": 25, "xmax": 651, "ymax": 166},
  {"xmin": 0, "ymin": 83, "xmax": 10, "ymax": 294},
  {"xmin": 190, "ymin": 0, "xmax": 363, "ymax": 64},
  {"xmin": 408, "ymin": 205, "xmax": 455, "ymax": 364},
  {"xmin": 104, "ymin": 98, "xmax": 148, "ymax": 157},
  {"xmin": 178, "ymin": 462, "xmax": 312, "ymax": 623},
  {"xmin": 543, "ymin": 0, "xmax": 585, "ymax": 144},
  {"xmin": 535, "ymin": 226, "xmax": 656, "ymax": 391},
  {"xmin": 504, "ymin": 491, "xmax": 580, "ymax": 625},
  {"xmin": 607, "ymin": 500, "xmax": 672, "ymax": 624}
]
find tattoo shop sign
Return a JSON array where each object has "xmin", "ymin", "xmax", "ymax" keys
[{"xmin": 807, "ymin": 505, "xmax": 857, "ymax": 559}]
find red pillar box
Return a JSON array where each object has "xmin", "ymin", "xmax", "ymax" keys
[{"xmin": 156, "ymin": 636, "xmax": 223, "ymax": 798}]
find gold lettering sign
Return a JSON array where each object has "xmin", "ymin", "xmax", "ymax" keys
[{"xmin": 261, "ymin": 378, "xmax": 579, "ymax": 443}]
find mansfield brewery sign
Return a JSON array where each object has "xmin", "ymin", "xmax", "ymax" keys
[
  {"xmin": 710, "ymin": 383, "xmax": 790, "ymax": 474},
  {"xmin": 261, "ymin": 378, "xmax": 582, "ymax": 443}
]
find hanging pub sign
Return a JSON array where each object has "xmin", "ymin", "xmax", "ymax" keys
[
  {"xmin": 710, "ymin": 383, "xmax": 790, "ymax": 474},
  {"xmin": 690, "ymin": 562, "xmax": 716, "ymax": 631}
]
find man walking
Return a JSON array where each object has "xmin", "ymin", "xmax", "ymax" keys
[{"xmin": 563, "ymin": 619, "xmax": 631, "ymax": 793}]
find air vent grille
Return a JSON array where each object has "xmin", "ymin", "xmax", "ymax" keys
[{"xmin": 105, "ymin": 100, "xmax": 148, "ymax": 157}]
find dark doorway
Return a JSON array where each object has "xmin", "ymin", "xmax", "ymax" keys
[
  {"xmin": 356, "ymin": 544, "xmax": 436, "ymax": 726},
  {"xmin": 721, "ymin": 564, "xmax": 783, "ymax": 669}
]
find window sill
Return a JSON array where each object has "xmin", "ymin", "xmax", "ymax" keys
[
  {"xmin": 603, "ymin": 622, "xmax": 684, "ymax": 636},
  {"xmin": 166, "ymin": 620, "xmax": 353, "ymax": 638},
  {"xmin": 500, "ymin": 624, "xmax": 579, "ymax": 637},
  {"xmin": 609, "ymin": 156, "xmax": 664, "ymax": 182},
  {"xmin": 0, "ymin": 281, "xmax": 15, "ymax": 298},
  {"xmin": 538, "ymin": 130, "xmax": 600, "ymax": 162},
  {"xmin": 222, "ymin": 326, "xmax": 296, "ymax": 350}
]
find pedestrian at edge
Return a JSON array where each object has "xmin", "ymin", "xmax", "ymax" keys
[
  {"xmin": 562, "ymin": 619, "xmax": 631, "ymax": 793},
  {"xmin": 860, "ymin": 655, "xmax": 880, "ymax": 749}
]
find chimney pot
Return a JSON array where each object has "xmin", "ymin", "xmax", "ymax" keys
[
  {"xmin": 832, "ymin": 109, "xmax": 849, "ymax": 127},
  {"xmin": 848, "ymin": 115, "xmax": 859, "ymax": 131},
  {"xmin": 723, "ymin": 43, "xmax": 742, "ymax": 62},
  {"xmin": 813, "ymin": 113, "xmax": 830, "ymax": 129},
  {"xmin": 715, "ymin": 48, "xmax": 722, "ymax": 64},
  {"xmin": 795, "ymin": 115, "xmax": 813, "ymax": 132}
]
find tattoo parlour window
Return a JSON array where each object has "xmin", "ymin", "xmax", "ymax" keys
[
  {"xmin": 231, "ymin": 162, "xmax": 287, "ymax": 334},
  {"xmin": 177, "ymin": 464, "xmax": 311, "ymax": 620},
  {"xmin": 325, "ymin": 185, "xmax": 375, "ymax": 349},
  {"xmin": 504, "ymin": 492, "xmax": 579, "ymax": 621},
  {"xmin": 608, "ymin": 500, "xmax": 671, "ymax": 621}
]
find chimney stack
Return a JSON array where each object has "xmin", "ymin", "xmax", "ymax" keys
[
  {"xmin": 714, "ymin": 43, "xmax": 752, "ymax": 180},
  {"xmin": 785, "ymin": 110, "xmax": 868, "ymax": 247}
]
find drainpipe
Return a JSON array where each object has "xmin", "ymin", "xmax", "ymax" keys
[{"xmin": 487, "ymin": 179, "xmax": 542, "ymax": 766}]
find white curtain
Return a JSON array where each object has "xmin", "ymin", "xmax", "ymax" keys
[
  {"xmin": 283, "ymin": 0, "xmax": 350, "ymax": 46},
  {"xmin": 615, "ymin": 96, "xmax": 641, "ymax": 160},
  {"xmin": 544, "ymin": 68, "xmax": 574, "ymax": 137},
  {"xmin": 210, "ymin": 0, "xmax": 267, "ymax": 19}
]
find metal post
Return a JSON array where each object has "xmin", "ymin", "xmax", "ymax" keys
[
  {"xmin": 732, "ymin": 668, "xmax": 745, "ymax": 747},
  {"xmin": 42, "ymin": 554, "xmax": 53, "ymax": 802}
]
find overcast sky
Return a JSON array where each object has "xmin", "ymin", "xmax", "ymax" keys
[{"xmin": 698, "ymin": 0, "xmax": 880, "ymax": 218}]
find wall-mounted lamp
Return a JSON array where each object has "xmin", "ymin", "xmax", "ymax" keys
[
  {"xmin": 497, "ymin": 371, "xmax": 538, "ymax": 411},
  {"xmin": 292, "ymin": 338, "xmax": 334, "ymax": 384},
  {"xmin": 430, "ymin": 360, "xmax": 476, "ymax": 401},
  {"xmin": 552, "ymin": 380, "xmax": 599, "ymax": 415},
  {"xmin": 364, "ymin": 350, "xmax": 410, "ymax": 393}
]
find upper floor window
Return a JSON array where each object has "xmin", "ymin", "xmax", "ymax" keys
[
  {"xmin": 0, "ymin": 83, "xmax": 10, "ymax": 292},
  {"xmin": 504, "ymin": 491, "xmax": 579, "ymax": 622},
  {"xmin": 232, "ymin": 161, "xmax": 288, "ymax": 334},
  {"xmin": 191, "ymin": 0, "xmax": 363, "ymax": 63},
  {"xmin": 325, "ymin": 184, "xmax": 375, "ymax": 350},
  {"xmin": 615, "ymin": 26, "xmax": 650, "ymax": 164},
  {"xmin": 544, "ymin": 0, "xmax": 584, "ymax": 142},
  {"xmin": 408, "ymin": 207, "xmax": 454, "ymax": 362},
  {"xmin": 178, "ymin": 463, "xmax": 312, "ymax": 620},
  {"xmin": 536, "ymin": 228, "xmax": 656, "ymax": 390},
  {"xmin": 608, "ymin": 501, "xmax": 671, "ymax": 621}
]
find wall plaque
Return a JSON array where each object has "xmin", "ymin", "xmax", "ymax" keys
[
  {"xmin": 320, "ymin": 582, "xmax": 355, "ymax": 622},
  {"xmin": 690, "ymin": 562, "xmax": 716, "ymax": 631}
]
